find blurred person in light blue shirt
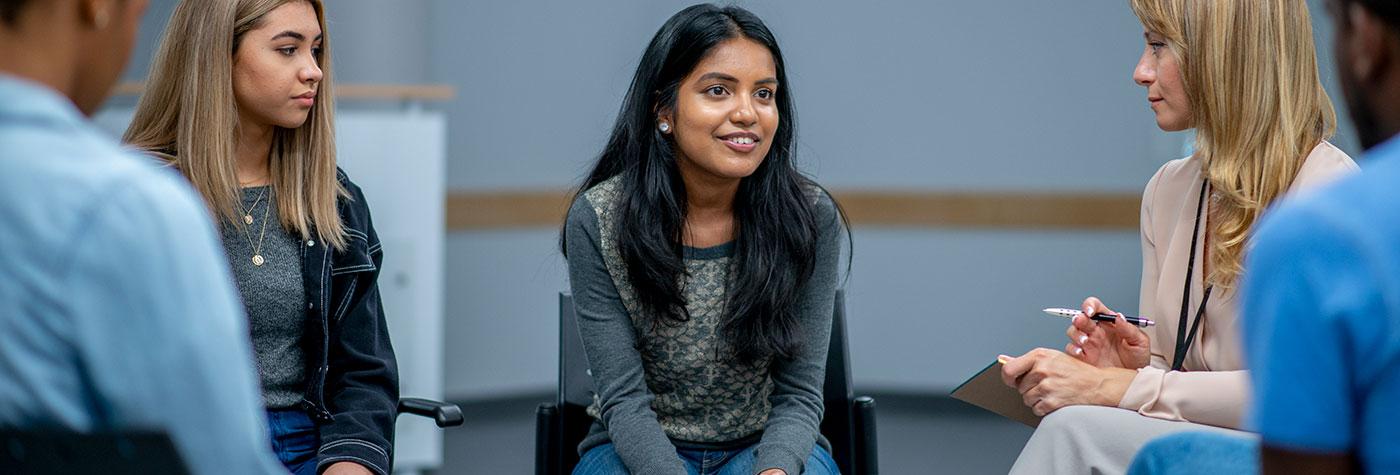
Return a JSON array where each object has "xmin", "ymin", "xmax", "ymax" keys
[{"xmin": 0, "ymin": 0, "xmax": 280, "ymax": 473}]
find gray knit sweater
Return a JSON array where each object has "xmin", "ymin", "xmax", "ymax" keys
[
  {"xmin": 219, "ymin": 186, "xmax": 307, "ymax": 409},
  {"xmin": 564, "ymin": 176, "xmax": 842, "ymax": 475}
]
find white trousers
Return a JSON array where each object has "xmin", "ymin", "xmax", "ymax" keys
[{"xmin": 1008, "ymin": 405, "xmax": 1252, "ymax": 475}]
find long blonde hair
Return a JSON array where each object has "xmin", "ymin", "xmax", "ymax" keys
[
  {"xmin": 124, "ymin": 0, "xmax": 347, "ymax": 250},
  {"xmin": 1130, "ymin": 0, "xmax": 1335, "ymax": 288}
]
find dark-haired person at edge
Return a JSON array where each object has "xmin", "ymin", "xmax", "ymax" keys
[
  {"xmin": 1127, "ymin": 0, "xmax": 1400, "ymax": 473},
  {"xmin": 0, "ymin": 0, "xmax": 282, "ymax": 473},
  {"xmin": 561, "ymin": 4, "xmax": 847, "ymax": 475}
]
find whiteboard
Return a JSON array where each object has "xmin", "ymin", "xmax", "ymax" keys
[{"xmin": 92, "ymin": 108, "xmax": 450, "ymax": 473}]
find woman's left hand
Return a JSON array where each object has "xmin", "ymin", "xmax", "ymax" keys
[
  {"xmin": 322, "ymin": 461, "xmax": 374, "ymax": 475},
  {"xmin": 998, "ymin": 348, "xmax": 1137, "ymax": 416}
]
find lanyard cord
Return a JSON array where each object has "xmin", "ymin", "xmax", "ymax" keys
[{"xmin": 1172, "ymin": 180, "xmax": 1214, "ymax": 371}]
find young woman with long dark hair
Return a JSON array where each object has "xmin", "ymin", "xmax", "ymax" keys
[{"xmin": 562, "ymin": 4, "xmax": 847, "ymax": 475}]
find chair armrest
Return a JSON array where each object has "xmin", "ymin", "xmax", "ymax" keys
[
  {"xmin": 853, "ymin": 396, "xmax": 879, "ymax": 475},
  {"xmin": 536, "ymin": 403, "xmax": 561, "ymax": 475},
  {"xmin": 397, "ymin": 397, "xmax": 465, "ymax": 428}
]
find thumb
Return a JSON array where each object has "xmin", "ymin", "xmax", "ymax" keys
[{"xmin": 1110, "ymin": 314, "xmax": 1148, "ymax": 343}]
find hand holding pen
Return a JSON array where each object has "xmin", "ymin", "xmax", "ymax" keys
[{"xmin": 1052, "ymin": 297, "xmax": 1152, "ymax": 370}]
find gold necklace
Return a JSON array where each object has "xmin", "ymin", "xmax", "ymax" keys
[
  {"xmin": 238, "ymin": 188, "xmax": 272, "ymax": 267},
  {"xmin": 238, "ymin": 187, "xmax": 268, "ymax": 225}
]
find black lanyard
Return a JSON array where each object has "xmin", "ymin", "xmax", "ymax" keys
[{"xmin": 1172, "ymin": 180, "xmax": 1213, "ymax": 371}]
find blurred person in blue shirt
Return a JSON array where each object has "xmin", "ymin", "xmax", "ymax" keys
[{"xmin": 0, "ymin": 0, "xmax": 281, "ymax": 473}]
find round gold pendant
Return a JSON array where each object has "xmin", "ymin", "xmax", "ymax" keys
[
  {"xmin": 252, "ymin": 255, "xmax": 265, "ymax": 266},
  {"xmin": 244, "ymin": 215, "xmax": 254, "ymax": 225}
]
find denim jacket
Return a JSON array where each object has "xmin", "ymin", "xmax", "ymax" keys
[{"xmin": 295, "ymin": 169, "xmax": 399, "ymax": 475}]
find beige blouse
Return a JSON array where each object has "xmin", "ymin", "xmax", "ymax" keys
[{"xmin": 1116, "ymin": 141, "xmax": 1357, "ymax": 429}]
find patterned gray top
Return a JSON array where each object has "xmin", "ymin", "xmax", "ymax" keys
[{"xmin": 565, "ymin": 176, "xmax": 842, "ymax": 475}]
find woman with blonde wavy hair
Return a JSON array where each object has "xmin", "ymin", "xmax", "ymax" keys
[
  {"xmin": 997, "ymin": 0, "xmax": 1357, "ymax": 473},
  {"xmin": 124, "ymin": 1, "xmax": 397, "ymax": 474}
]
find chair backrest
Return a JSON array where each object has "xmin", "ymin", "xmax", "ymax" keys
[
  {"xmin": 557, "ymin": 290, "xmax": 857, "ymax": 474},
  {"xmin": 821, "ymin": 291, "xmax": 859, "ymax": 474},
  {"xmin": 558, "ymin": 292, "xmax": 594, "ymax": 408},
  {"xmin": 554, "ymin": 293, "xmax": 597, "ymax": 472},
  {"xmin": 0, "ymin": 430, "xmax": 191, "ymax": 475}
]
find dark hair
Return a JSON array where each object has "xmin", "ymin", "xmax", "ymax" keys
[
  {"xmin": 1339, "ymin": 0, "xmax": 1400, "ymax": 29},
  {"xmin": 0, "ymin": 0, "xmax": 31, "ymax": 26},
  {"xmin": 563, "ymin": 3, "xmax": 847, "ymax": 363}
]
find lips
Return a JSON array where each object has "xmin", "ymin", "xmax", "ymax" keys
[
  {"xmin": 294, "ymin": 93, "xmax": 319, "ymax": 107},
  {"xmin": 718, "ymin": 131, "xmax": 761, "ymax": 153},
  {"xmin": 293, "ymin": 91, "xmax": 316, "ymax": 107}
]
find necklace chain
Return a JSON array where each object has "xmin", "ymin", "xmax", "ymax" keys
[{"xmin": 238, "ymin": 187, "xmax": 272, "ymax": 267}]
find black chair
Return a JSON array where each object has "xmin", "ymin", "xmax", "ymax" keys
[
  {"xmin": 536, "ymin": 290, "xmax": 879, "ymax": 474},
  {"xmin": 0, "ymin": 430, "xmax": 191, "ymax": 475},
  {"xmin": 399, "ymin": 397, "xmax": 465, "ymax": 428},
  {"xmin": 0, "ymin": 399, "xmax": 463, "ymax": 475}
]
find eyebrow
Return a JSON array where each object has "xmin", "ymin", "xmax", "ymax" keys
[
  {"xmin": 696, "ymin": 72, "xmax": 779, "ymax": 86},
  {"xmin": 270, "ymin": 30, "xmax": 323, "ymax": 42}
]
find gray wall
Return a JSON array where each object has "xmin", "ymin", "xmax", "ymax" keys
[
  {"xmin": 113, "ymin": 0, "xmax": 1362, "ymax": 400},
  {"xmin": 429, "ymin": 0, "xmax": 1166, "ymax": 399}
]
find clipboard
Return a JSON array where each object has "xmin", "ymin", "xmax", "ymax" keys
[{"xmin": 950, "ymin": 360, "xmax": 1043, "ymax": 427}]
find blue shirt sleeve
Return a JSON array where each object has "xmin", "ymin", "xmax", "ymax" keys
[
  {"xmin": 1243, "ymin": 202, "xmax": 1377, "ymax": 454},
  {"xmin": 62, "ymin": 170, "xmax": 283, "ymax": 474}
]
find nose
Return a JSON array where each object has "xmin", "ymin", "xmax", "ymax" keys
[
  {"xmin": 1133, "ymin": 50, "xmax": 1155, "ymax": 87},
  {"xmin": 730, "ymin": 95, "xmax": 758, "ymax": 126},
  {"xmin": 301, "ymin": 58, "xmax": 324, "ymax": 85}
]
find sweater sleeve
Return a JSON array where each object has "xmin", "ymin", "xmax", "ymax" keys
[
  {"xmin": 564, "ymin": 197, "xmax": 688, "ymax": 475},
  {"xmin": 752, "ymin": 194, "xmax": 843, "ymax": 475}
]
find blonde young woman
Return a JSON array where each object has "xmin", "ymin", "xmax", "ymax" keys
[
  {"xmin": 996, "ymin": 0, "xmax": 1357, "ymax": 473},
  {"xmin": 123, "ymin": 1, "xmax": 397, "ymax": 474}
]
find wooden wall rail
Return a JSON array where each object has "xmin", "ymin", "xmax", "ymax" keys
[
  {"xmin": 108, "ymin": 82, "xmax": 1137, "ymax": 231},
  {"xmin": 111, "ymin": 82, "xmax": 455, "ymax": 101},
  {"xmin": 446, "ymin": 190, "xmax": 1141, "ymax": 231}
]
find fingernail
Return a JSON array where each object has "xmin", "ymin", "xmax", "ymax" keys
[
  {"xmin": 997, "ymin": 355, "xmax": 1012, "ymax": 364},
  {"xmin": 1079, "ymin": 335, "xmax": 1088, "ymax": 344},
  {"xmin": 1074, "ymin": 347, "xmax": 1083, "ymax": 355}
]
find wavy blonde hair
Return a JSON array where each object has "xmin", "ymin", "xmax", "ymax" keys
[
  {"xmin": 1130, "ymin": 0, "xmax": 1335, "ymax": 289},
  {"xmin": 123, "ymin": 0, "xmax": 347, "ymax": 250}
]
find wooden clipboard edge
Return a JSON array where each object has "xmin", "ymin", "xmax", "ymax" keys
[
  {"xmin": 949, "ymin": 360, "xmax": 1043, "ymax": 428},
  {"xmin": 949, "ymin": 361, "xmax": 1000, "ymax": 395}
]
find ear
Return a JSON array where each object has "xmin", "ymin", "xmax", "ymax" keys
[
  {"xmin": 76, "ymin": 0, "xmax": 115, "ymax": 29},
  {"xmin": 656, "ymin": 105, "xmax": 674, "ymax": 130},
  {"xmin": 1347, "ymin": 2, "xmax": 1395, "ymax": 85}
]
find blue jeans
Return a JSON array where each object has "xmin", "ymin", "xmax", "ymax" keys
[
  {"xmin": 1127, "ymin": 431, "xmax": 1259, "ymax": 475},
  {"xmin": 267, "ymin": 409, "xmax": 321, "ymax": 475},
  {"xmin": 574, "ymin": 442, "xmax": 841, "ymax": 475}
]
